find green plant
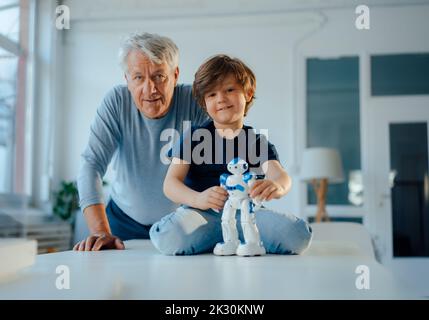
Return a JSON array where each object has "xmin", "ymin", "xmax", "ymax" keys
[{"xmin": 52, "ymin": 180, "xmax": 79, "ymax": 222}]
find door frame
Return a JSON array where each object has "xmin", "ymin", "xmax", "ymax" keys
[{"xmin": 368, "ymin": 94, "xmax": 429, "ymax": 296}]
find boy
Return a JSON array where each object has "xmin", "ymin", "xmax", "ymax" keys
[{"xmin": 149, "ymin": 54, "xmax": 312, "ymax": 255}]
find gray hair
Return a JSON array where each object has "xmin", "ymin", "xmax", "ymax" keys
[{"xmin": 119, "ymin": 32, "xmax": 179, "ymax": 73}]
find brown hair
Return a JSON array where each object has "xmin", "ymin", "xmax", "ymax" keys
[{"xmin": 193, "ymin": 54, "xmax": 256, "ymax": 115}]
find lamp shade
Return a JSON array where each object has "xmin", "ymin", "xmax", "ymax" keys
[{"xmin": 300, "ymin": 148, "xmax": 344, "ymax": 183}]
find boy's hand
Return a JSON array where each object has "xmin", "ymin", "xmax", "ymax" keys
[
  {"xmin": 194, "ymin": 186, "xmax": 228, "ymax": 211},
  {"xmin": 249, "ymin": 179, "xmax": 285, "ymax": 202}
]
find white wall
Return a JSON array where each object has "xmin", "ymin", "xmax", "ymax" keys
[{"xmin": 47, "ymin": 1, "xmax": 429, "ymax": 218}]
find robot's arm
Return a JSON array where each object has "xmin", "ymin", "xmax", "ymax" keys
[
  {"xmin": 220, "ymin": 173, "xmax": 229, "ymax": 189},
  {"xmin": 243, "ymin": 171, "xmax": 256, "ymax": 187},
  {"xmin": 243, "ymin": 171, "xmax": 263, "ymax": 209}
]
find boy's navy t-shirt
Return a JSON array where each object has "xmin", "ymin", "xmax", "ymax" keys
[{"xmin": 168, "ymin": 120, "xmax": 280, "ymax": 192}]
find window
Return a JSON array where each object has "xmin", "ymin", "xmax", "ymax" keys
[
  {"xmin": 0, "ymin": 47, "xmax": 18, "ymax": 192},
  {"xmin": 0, "ymin": 0, "xmax": 28, "ymax": 194},
  {"xmin": 306, "ymin": 57, "xmax": 362, "ymax": 206},
  {"xmin": 371, "ymin": 53, "xmax": 429, "ymax": 96}
]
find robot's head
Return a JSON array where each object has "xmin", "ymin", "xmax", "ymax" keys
[{"xmin": 227, "ymin": 158, "xmax": 248, "ymax": 175}]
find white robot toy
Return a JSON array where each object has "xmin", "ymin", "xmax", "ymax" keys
[{"xmin": 213, "ymin": 158, "xmax": 266, "ymax": 256}]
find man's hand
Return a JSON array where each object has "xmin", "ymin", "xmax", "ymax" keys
[
  {"xmin": 194, "ymin": 186, "xmax": 228, "ymax": 211},
  {"xmin": 249, "ymin": 179, "xmax": 285, "ymax": 202},
  {"xmin": 73, "ymin": 233, "xmax": 125, "ymax": 251}
]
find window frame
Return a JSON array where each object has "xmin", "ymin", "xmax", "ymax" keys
[
  {"xmin": 298, "ymin": 50, "xmax": 429, "ymax": 223},
  {"xmin": 0, "ymin": 0, "xmax": 35, "ymax": 197},
  {"xmin": 296, "ymin": 52, "xmax": 370, "ymax": 221},
  {"xmin": 305, "ymin": 56, "xmax": 362, "ymax": 207}
]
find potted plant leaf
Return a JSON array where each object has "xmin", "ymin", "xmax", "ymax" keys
[{"xmin": 52, "ymin": 180, "xmax": 80, "ymax": 227}]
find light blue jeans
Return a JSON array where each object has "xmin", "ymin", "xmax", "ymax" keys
[{"xmin": 149, "ymin": 206, "xmax": 313, "ymax": 255}]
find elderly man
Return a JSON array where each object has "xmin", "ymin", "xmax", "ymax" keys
[{"xmin": 73, "ymin": 32, "xmax": 209, "ymax": 251}]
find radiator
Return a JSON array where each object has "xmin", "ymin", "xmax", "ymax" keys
[{"xmin": 0, "ymin": 208, "xmax": 72, "ymax": 254}]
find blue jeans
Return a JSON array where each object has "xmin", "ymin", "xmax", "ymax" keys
[
  {"xmin": 149, "ymin": 206, "xmax": 313, "ymax": 255},
  {"xmin": 105, "ymin": 199, "xmax": 152, "ymax": 240}
]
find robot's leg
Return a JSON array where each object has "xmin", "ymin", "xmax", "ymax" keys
[
  {"xmin": 213, "ymin": 200, "xmax": 240, "ymax": 256},
  {"xmin": 236, "ymin": 200, "xmax": 266, "ymax": 256}
]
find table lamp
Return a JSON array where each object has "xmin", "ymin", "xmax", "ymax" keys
[{"xmin": 300, "ymin": 148, "xmax": 344, "ymax": 222}]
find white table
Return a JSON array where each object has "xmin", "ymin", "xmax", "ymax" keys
[{"xmin": 0, "ymin": 239, "xmax": 417, "ymax": 300}]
